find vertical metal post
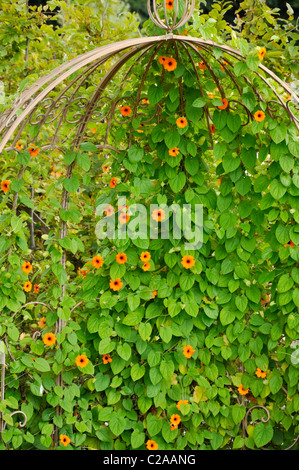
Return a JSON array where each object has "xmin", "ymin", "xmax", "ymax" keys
[{"xmin": 0, "ymin": 347, "xmax": 5, "ymax": 437}]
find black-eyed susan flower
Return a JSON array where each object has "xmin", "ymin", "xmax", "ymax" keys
[
  {"xmin": 146, "ymin": 440, "xmax": 158, "ymax": 450},
  {"xmin": 258, "ymin": 47, "xmax": 266, "ymax": 61},
  {"xmin": 109, "ymin": 177, "xmax": 118, "ymax": 189},
  {"xmin": 164, "ymin": 57, "xmax": 177, "ymax": 72},
  {"xmin": 176, "ymin": 117, "xmax": 188, "ymax": 128},
  {"xmin": 22, "ymin": 261, "xmax": 32, "ymax": 274},
  {"xmin": 60, "ymin": 434, "xmax": 71, "ymax": 447},
  {"xmin": 169, "ymin": 147, "xmax": 180, "ymax": 157},
  {"xmin": 254, "ymin": 110, "xmax": 265, "ymax": 122},
  {"xmin": 170, "ymin": 414, "xmax": 181, "ymax": 426},
  {"xmin": 38, "ymin": 317, "xmax": 46, "ymax": 329},
  {"xmin": 120, "ymin": 106, "xmax": 132, "ymax": 117},
  {"xmin": 43, "ymin": 332, "xmax": 56, "ymax": 346},
  {"xmin": 23, "ymin": 281, "xmax": 32, "ymax": 292},
  {"xmin": 181, "ymin": 255, "xmax": 195, "ymax": 269},
  {"xmin": 116, "ymin": 253, "xmax": 127, "ymax": 264},
  {"xmin": 183, "ymin": 345, "xmax": 195, "ymax": 359},
  {"xmin": 75, "ymin": 354, "xmax": 89, "ymax": 368},
  {"xmin": 119, "ymin": 212, "xmax": 130, "ymax": 224},
  {"xmin": 166, "ymin": 0, "xmax": 174, "ymax": 9},
  {"xmin": 238, "ymin": 384, "xmax": 249, "ymax": 395},
  {"xmin": 103, "ymin": 354, "xmax": 112, "ymax": 364},
  {"xmin": 92, "ymin": 255, "xmax": 104, "ymax": 268},
  {"xmin": 1, "ymin": 180, "xmax": 10, "ymax": 193},
  {"xmin": 140, "ymin": 251, "xmax": 151, "ymax": 262},
  {"xmin": 105, "ymin": 205, "xmax": 114, "ymax": 216},
  {"xmin": 218, "ymin": 98, "xmax": 229, "ymax": 110},
  {"xmin": 109, "ymin": 278, "xmax": 123, "ymax": 291},
  {"xmin": 151, "ymin": 208, "xmax": 166, "ymax": 222},
  {"xmin": 142, "ymin": 262, "xmax": 151, "ymax": 272}
]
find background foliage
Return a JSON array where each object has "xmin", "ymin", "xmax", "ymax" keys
[{"xmin": 0, "ymin": 0, "xmax": 298, "ymax": 451}]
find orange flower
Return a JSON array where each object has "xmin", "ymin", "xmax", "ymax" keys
[
  {"xmin": 181, "ymin": 255, "xmax": 195, "ymax": 269},
  {"xmin": 119, "ymin": 212, "xmax": 130, "ymax": 224},
  {"xmin": 78, "ymin": 267, "xmax": 88, "ymax": 278},
  {"xmin": 103, "ymin": 353, "xmax": 112, "ymax": 364},
  {"xmin": 140, "ymin": 251, "xmax": 151, "ymax": 262},
  {"xmin": 92, "ymin": 255, "xmax": 104, "ymax": 269},
  {"xmin": 75, "ymin": 354, "xmax": 89, "ymax": 368},
  {"xmin": 1, "ymin": 180, "xmax": 10, "ymax": 193},
  {"xmin": 176, "ymin": 117, "xmax": 188, "ymax": 128},
  {"xmin": 176, "ymin": 399, "xmax": 188, "ymax": 411},
  {"xmin": 90, "ymin": 128, "xmax": 97, "ymax": 134},
  {"xmin": 104, "ymin": 205, "xmax": 114, "ymax": 216},
  {"xmin": 183, "ymin": 345, "xmax": 195, "ymax": 359},
  {"xmin": 15, "ymin": 140, "xmax": 23, "ymax": 150},
  {"xmin": 29, "ymin": 145, "xmax": 40, "ymax": 157},
  {"xmin": 43, "ymin": 332, "xmax": 56, "ymax": 346},
  {"xmin": 218, "ymin": 98, "xmax": 229, "ymax": 110},
  {"xmin": 109, "ymin": 177, "xmax": 118, "ymax": 188},
  {"xmin": 120, "ymin": 106, "xmax": 132, "ymax": 117},
  {"xmin": 255, "ymin": 368, "xmax": 267, "ymax": 379},
  {"xmin": 284, "ymin": 240, "xmax": 295, "ymax": 248},
  {"xmin": 238, "ymin": 384, "xmax": 249, "ymax": 395},
  {"xmin": 152, "ymin": 291, "xmax": 158, "ymax": 298},
  {"xmin": 34, "ymin": 284, "xmax": 39, "ymax": 294},
  {"xmin": 217, "ymin": 176, "xmax": 223, "ymax": 186},
  {"xmin": 164, "ymin": 57, "xmax": 177, "ymax": 72},
  {"xmin": 166, "ymin": 0, "xmax": 174, "ymax": 9},
  {"xmin": 170, "ymin": 414, "xmax": 181, "ymax": 425},
  {"xmin": 260, "ymin": 294, "xmax": 271, "ymax": 306},
  {"xmin": 38, "ymin": 317, "xmax": 46, "ymax": 328},
  {"xmin": 146, "ymin": 440, "xmax": 158, "ymax": 450},
  {"xmin": 254, "ymin": 110, "xmax": 265, "ymax": 122},
  {"xmin": 23, "ymin": 281, "xmax": 32, "ymax": 292},
  {"xmin": 220, "ymin": 60, "xmax": 228, "ymax": 71},
  {"xmin": 142, "ymin": 262, "xmax": 151, "ymax": 272},
  {"xmin": 109, "ymin": 278, "xmax": 123, "ymax": 291},
  {"xmin": 116, "ymin": 253, "xmax": 127, "ymax": 264},
  {"xmin": 60, "ymin": 434, "xmax": 71, "ymax": 447},
  {"xmin": 170, "ymin": 423, "xmax": 178, "ymax": 430},
  {"xmin": 142, "ymin": 98, "xmax": 150, "ymax": 104},
  {"xmin": 258, "ymin": 47, "xmax": 266, "ymax": 61},
  {"xmin": 151, "ymin": 208, "xmax": 166, "ymax": 222},
  {"xmin": 198, "ymin": 60, "xmax": 207, "ymax": 70},
  {"xmin": 158, "ymin": 56, "xmax": 167, "ymax": 65},
  {"xmin": 22, "ymin": 261, "xmax": 32, "ymax": 274},
  {"xmin": 210, "ymin": 124, "xmax": 216, "ymax": 134},
  {"xmin": 102, "ymin": 164, "xmax": 110, "ymax": 173},
  {"xmin": 169, "ymin": 147, "xmax": 180, "ymax": 157}
]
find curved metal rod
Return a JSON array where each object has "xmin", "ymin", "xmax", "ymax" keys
[
  {"xmin": 0, "ymin": 35, "xmax": 298, "ymax": 153},
  {"xmin": 244, "ymin": 405, "xmax": 271, "ymax": 433},
  {"xmin": 1, "ymin": 411, "xmax": 27, "ymax": 432}
]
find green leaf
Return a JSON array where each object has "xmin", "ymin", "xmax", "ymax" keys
[
  {"xmin": 169, "ymin": 172, "xmax": 186, "ymax": 192},
  {"xmin": 77, "ymin": 153, "xmax": 91, "ymax": 171},
  {"xmin": 131, "ymin": 429, "xmax": 145, "ymax": 449},
  {"xmin": 109, "ymin": 414, "xmax": 126, "ymax": 437},
  {"xmin": 253, "ymin": 422, "xmax": 273, "ymax": 448},
  {"xmin": 63, "ymin": 175, "xmax": 80, "ymax": 193},
  {"xmin": 269, "ymin": 179, "xmax": 287, "ymax": 200},
  {"xmin": 128, "ymin": 145, "xmax": 144, "ymax": 163},
  {"xmin": 164, "ymin": 130, "xmax": 180, "ymax": 149},
  {"xmin": 148, "ymin": 84, "xmax": 163, "ymax": 105},
  {"xmin": 34, "ymin": 358, "xmax": 51, "ymax": 372},
  {"xmin": 232, "ymin": 404, "xmax": 246, "ymax": 424},
  {"xmin": 192, "ymin": 97, "xmax": 207, "ymax": 108},
  {"xmin": 131, "ymin": 363, "xmax": 145, "ymax": 381}
]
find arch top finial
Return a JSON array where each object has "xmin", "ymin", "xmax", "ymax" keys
[{"xmin": 147, "ymin": 0, "xmax": 195, "ymax": 32}]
